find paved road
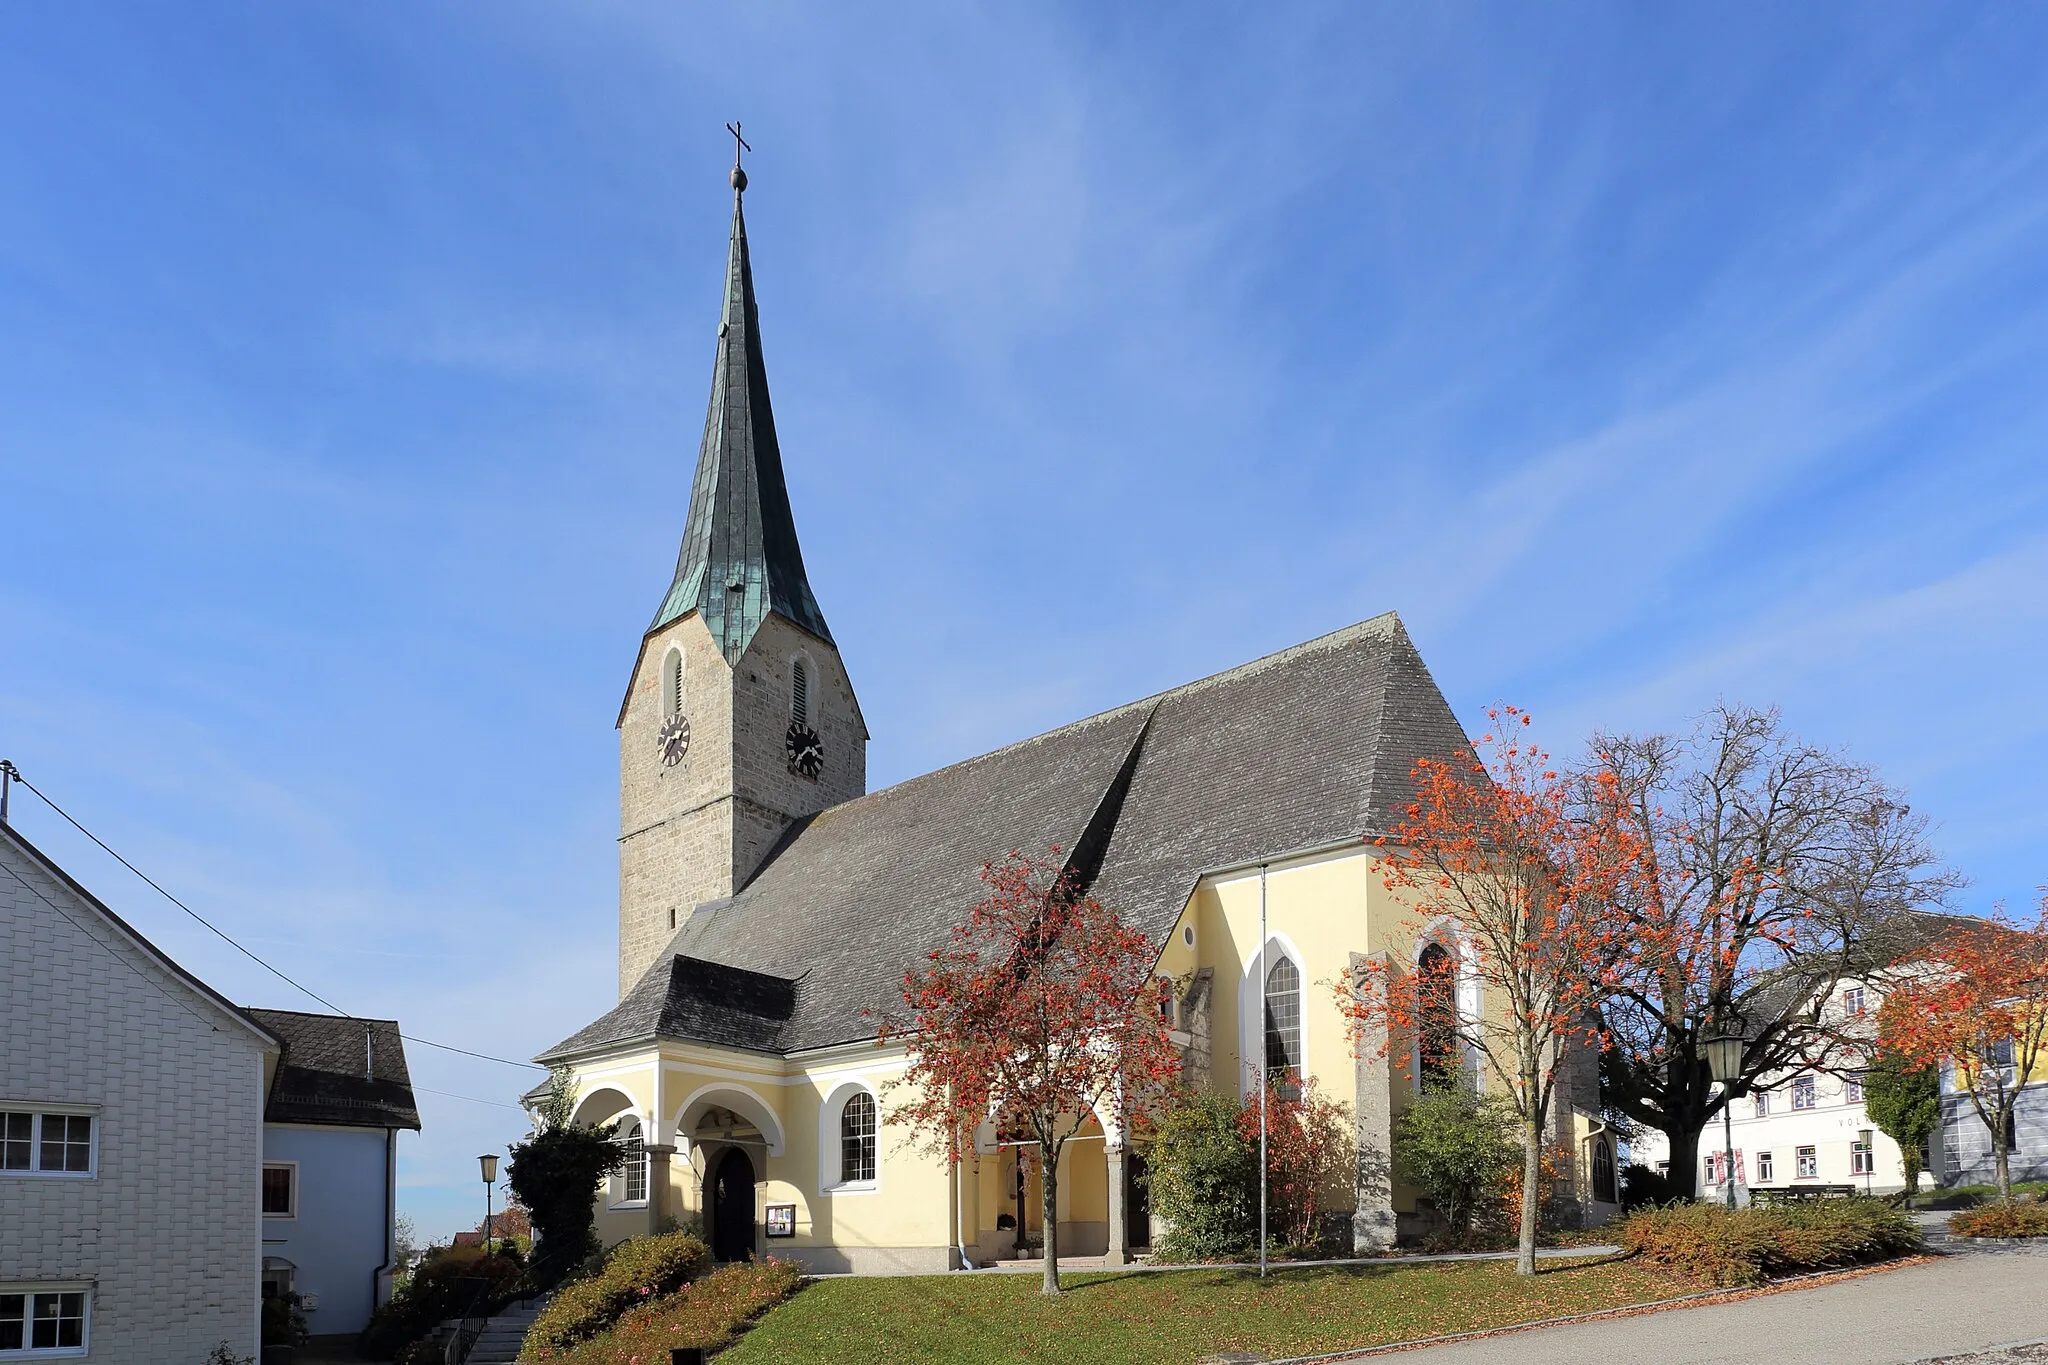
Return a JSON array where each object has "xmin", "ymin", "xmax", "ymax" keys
[{"xmin": 1360, "ymin": 1245, "xmax": 2048, "ymax": 1365}]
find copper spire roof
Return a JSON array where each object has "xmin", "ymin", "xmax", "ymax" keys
[{"xmin": 649, "ymin": 173, "xmax": 832, "ymax": 661}]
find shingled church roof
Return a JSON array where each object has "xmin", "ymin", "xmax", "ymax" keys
[
  {"xmin": 647, "ymin": 177, "xmax": 832, "ymax": 663},
  {"xmin": 541, "ymin": 611, "xmax": 1472, "ymax": 1061}
]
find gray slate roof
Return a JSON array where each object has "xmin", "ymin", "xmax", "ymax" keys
[
  {"xmin": 250, "ymin": 1008, "xmax": 421, "ymax": 1130},
  {"xmin": 541, "ymin": 611, "xmax": 1472, "ymax": 1061},
  {"xmin": 648, "ymin": 187, "xmax": 832, "ymax": 661}
]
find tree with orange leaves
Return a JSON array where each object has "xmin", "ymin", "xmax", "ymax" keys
[
  {"xmin": 1878, "ymin": 900, "xmax": 2048, "ymax": 1203},
  {"xmin": 1336, "ymin": 707, "xmax": 1643, "ymax": 1276},
  {"xmin": 1594, "ymin": 706, "xmax": 1960, "ymax": 1200},
  {"xmin": 884, "ymin": 851, "xmax": 1185, "ymax": 1295}
]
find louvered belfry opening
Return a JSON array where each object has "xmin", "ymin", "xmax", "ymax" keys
[{"xmin": 791, "ymin": 658, "xmax": 809, "ymax": 726}]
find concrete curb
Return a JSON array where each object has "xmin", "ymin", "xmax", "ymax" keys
[{"xmin": 969, "ymin": 1246, "xmax": 1622, "ymax": 1277}]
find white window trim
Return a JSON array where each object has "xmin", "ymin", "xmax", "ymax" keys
[
  {"xmin": 1239, "ymin": 932, "xmax": 1308, "ymax": 1098},
  {"xmin": 0, "ymin": 1105, "xmax": 99, "ymax": 1181},
  {"xmin": 1406, "ymin": 928, "xmax": 1479, "ymax": 1090},
  {"xmin": 0, "ymin": 1282, "xmax": 92, "ymax": 1359},
  {"xmin": 262, "ymin": 1161, "xmax": 299, "ymax": 1220},
  {"xmin": 607, "ymin": 1117, "xmax": 649, "ymax": 1209},
  {"xmin": 818, "ymin": 1081, "xmax": 880, "ymax": 1195}
]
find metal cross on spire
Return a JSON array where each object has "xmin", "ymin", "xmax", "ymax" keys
[{"xmin": 726, "ymin": 121, "xmax": 751, "ymax": 194}]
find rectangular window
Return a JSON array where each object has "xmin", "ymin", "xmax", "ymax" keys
[
  {"xmin": 261, "ymin": 1164, "xmax": 296, "ymax": 1217},
  {"xmin": 0, "ymin": 1112, "xmax": 94, "ymax": 1177},
  {"xmin": 622, "ymin": 1134, "xmax": 647, "ymax": 1203},
  {"xmin": 1757, "ymin": 1151, "xmax": 1774, "ymax": 1182},
  {"xmin": 1846, "ymin": 1073, "xmax": 1865, "ymax": 1105},
  {"xmin": 1852, "ymin": 1134, "xmax": 1874, "ymax": 1175},
  {"xmin": 0, "ymin": 1287, "xmax": 89, "ymax": 1355},
  {"xmin": 1797, "ymin": 1146, "xmax": 1818, "ymax": 1179},
  {"xmin": 1987, "ymin": 1038, "xmax": 2016, "ymax": 1070},
  {"xmin": 1843, "ymin": 987, "xmax": 1866, "ymax": 1018},
  {"xmin": 1792, "ymin": 1076, "xmax": 1816, "ymax": 1110},
  {"xmin": 1754, "ymin": 1092, "xmax": 1770, "ymax": 1117}
]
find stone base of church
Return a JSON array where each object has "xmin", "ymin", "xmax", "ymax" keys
[{"xmin": 776, "ymin": 1243, "xmax": 960, "ymax": 1276}]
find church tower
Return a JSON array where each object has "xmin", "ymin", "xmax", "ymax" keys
[{"xmin": 615, "ymin": 156, "xmax": 867, "ymax": 997}]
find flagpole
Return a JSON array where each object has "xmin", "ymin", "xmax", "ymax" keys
[{"xmin": 1259, "ymin": 862, "xmax": 1268, "ymax": 1280}]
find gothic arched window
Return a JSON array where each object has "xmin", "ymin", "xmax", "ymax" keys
[
  {"xmin": 1418, "ymin": 941, "xmax": 1460, "ymax": 1091},
  {"xmin": 1264, "ymin": 956, "xmax": 1302, "ymax": 1096},
  {"xmin": 840, "ymin": 1091, "xmax": 876, "ymax": 1184},
  {"xmin": 662, "ymin": 648, "xmax": 685, "ymax": 718},
  {"xmin": 1592, "ymin": 1135, "xmax": 1617, "ymax": 1203}
]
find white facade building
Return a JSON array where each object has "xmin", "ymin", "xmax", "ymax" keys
[{"xmin": 2, "ymin": 821, "xmax": 280, "ymax": 1362}]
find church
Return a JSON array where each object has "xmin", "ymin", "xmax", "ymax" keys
[{"xmin": 537, "ymin": 161, "xmax": 1620, "ymax": 1274}]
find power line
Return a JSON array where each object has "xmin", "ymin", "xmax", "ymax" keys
[
  {"xmin": 4, "ymin": 765, "xmax": 545, "ymax": 1071},
  {"xmin": 413, "ymin": 1085, "xmax": 528, "ymax": 1112}
]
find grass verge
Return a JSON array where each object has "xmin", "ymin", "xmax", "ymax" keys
[{"xmin": 717, "ymin": 1257, "xmax": 1703, "ymax": 1365}]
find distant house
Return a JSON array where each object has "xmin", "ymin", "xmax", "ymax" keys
[
  {"xmin": 2, "ymin": 821, "xmax": 279, "ymax": 1360},
  {"xmin": 1934, "ymin": 1032, "xmax": 2048, "ymax": 1188},
  {"xmin": 245, "ymin": 1009, "xmax": 420, "ymax": 1340}
]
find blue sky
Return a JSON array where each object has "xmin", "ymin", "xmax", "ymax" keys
[{"xmin": 3, "ymin": 4, "xmax": 2044, "ymax": 1240}]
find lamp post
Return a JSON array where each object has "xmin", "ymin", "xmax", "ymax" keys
[
  {"xmin": 479, "ymin": 1154, "xmax": 500, "ymax": 1254},
  {"xmin": 1702, "ymin": 1032, "xmax": 1745, "ymax": 1210}
]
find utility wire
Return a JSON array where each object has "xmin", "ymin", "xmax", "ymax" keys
[{"xmin": 5, "ymin": 764, "xmax": 545, "ymax": 1071}]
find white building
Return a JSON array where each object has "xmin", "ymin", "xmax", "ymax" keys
[
  {"xmin": 1633, "ymin": 980, "xmax": 1918, "ymax": 1198},
  {"xmin": 2, "ymin": 821, "xmax": 280, "ymax": 1361}
]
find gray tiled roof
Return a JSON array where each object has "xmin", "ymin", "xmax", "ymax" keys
[
  {"xmin": 249, "ymin": 1008, "xmax": 421, "ymax": 1130},
  {"xmin": 648, "ymin": 190, "xmax": 831, "ymax": 661},
  {"xmin": 540, "ymin": 611, "xmax": 1472, "ymax": 1061}
]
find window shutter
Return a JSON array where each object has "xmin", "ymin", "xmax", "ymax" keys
[{"xmin": 792, "ymin": 659, "xmax": 809, "ymax": 726}]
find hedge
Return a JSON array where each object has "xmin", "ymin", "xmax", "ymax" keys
[
  {"xmin": 1949, "ymin": 1203, "xmax": 2048, "ymax": 1239},
  {"xmin": 520, "ymin": 1232, "xmax": 711, "ymax": 1358},
  {"xmin": 1617, "ymin": 1198, "xmax": 1920, "ymax": 1287},
  {"xmin": 530, "ymin": 1260, "xmax": 802, "ymax": 1364}
]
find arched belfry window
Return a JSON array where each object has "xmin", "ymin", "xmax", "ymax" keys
[
  {"xmin": 840, "ymin": 1091, "xmax": 876, "ymax": 1184},
  {"xmin": 1418, "ymin": 941, "xmax": 1460, "ymax": 1091},
  {"xmin": 791, "ymin": 656, "xmax": 810, "ymax": 727},
  {"xmin": 1263, "ymin": 956, "xmax": 1302, "ymax": 1096},
  {"xmin": 662, "ymin": 648, "xmax": 685, "ymax": 718}
]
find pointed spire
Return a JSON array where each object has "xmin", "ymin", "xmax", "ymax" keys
[{"xmin": 650, "ymin": 144, "xmax": 833, "ymax": 662}]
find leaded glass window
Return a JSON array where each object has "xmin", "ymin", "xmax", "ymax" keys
[
  {"xmin": 840, "ymin": 1092, "xmax": 876, "ymax": 1184},
  {"xmin": 1264, "ymin": 957, "xmax": 1301, "ymax": 1096}
]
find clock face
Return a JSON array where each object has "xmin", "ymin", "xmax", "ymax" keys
[
  {"xmin": 657, "ymin": 712, "xmax": 692, "ymax": 767},
  {"xmin": 785, "ymin": 720, "xmax": 824, "ymax": 779}
]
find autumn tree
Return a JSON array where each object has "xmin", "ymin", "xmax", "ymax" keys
[
  {"xmin": 1879, "ymin": 901, "xmax": 2048, "ymax": 1203},
  {"xmin": 1338, "ymin": 708, "xmax": 1641, "ymax": 1276},
  {"xmin": 1240, "ymin": 1077, "xmax": 1352, "ymax": 1250},
  {"xmin": 1595, "ymin": 705, "xmax": 1958, "ymax": 1199},
  {"xmin": 886, "ymin": 851, "xmax": 1185, "ymax": 1295}
]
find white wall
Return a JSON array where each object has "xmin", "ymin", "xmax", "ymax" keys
[{"xmin": 1, "ymin": 832, "xmax": 272, "ymax": 1361}]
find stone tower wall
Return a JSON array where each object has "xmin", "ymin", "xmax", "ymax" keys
[{"xmin": 616, "ymin": 610, "xmax": 865, "ymax": 996}]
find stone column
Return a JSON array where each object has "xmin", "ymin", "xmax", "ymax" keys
[
  {"xmin": 645, "ymin": 1145, "xmax": 676, "ymax": 1235},
  {"xmin": 1104, "ymin": 1145, "xmax": 1130, "ymax": 1266},
  {"xmin": 1350, "ymin": 951, "xmax": 1397, "ymax": 1252},
  {"xmin": 1181, "ymin": 968, "xmax": 1215, "ymax": 1090}
]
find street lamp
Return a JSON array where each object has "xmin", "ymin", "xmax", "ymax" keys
[
  {"xmin": 479, "ymin": 1154, "xmax": 500, "ymax": 1254},
  {"xmin": 1702, "ymin": 1032, "xmax": 1745, "ymax": 1210}
]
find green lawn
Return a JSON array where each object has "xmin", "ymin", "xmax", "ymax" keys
[{"xmin": 718, "ymin": 1257, "xmax": 1703, "ymax": 1365}]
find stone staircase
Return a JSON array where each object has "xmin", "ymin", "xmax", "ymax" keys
[{"xmin": 456, "ymin": 1297, "xmax": 545, "ymax": 1365}]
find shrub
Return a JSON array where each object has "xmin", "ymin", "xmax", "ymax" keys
[
  {"xmin": 1617, "ymin": 1198, "xmax": 1919, "ymax": 1287},
  {"xmin": 531, "ymin": 1259, "xmax": 802, "ymax": 1363},
  {"xmin": 1239, "ymin": 1078, "xmax": 1354, "ymax": 1251},
  {"xmin": 1393, "ymin": 1087, "xmax": 1520, "ymax": 1246},
  {"xmin": 1620, "ymin": 1162, "xmax": 1679, "ymax": 1210},
  {"xmin": 519, "ymin": 1231, "xmax": 711, "ymax": 1357},
  {"xmin": 358, "ymin": 1245, "xmax": 523, "ymax": 1359},
  {"xmin": 1949, "ymin": 1203, "xmax": 2048, "ymax": 1238},
  {"xmin": 1147, "ymin": 1090, "xmax": 1260, "ymax": 1260},
  {"xmin": 507, "ymin": 1071, "xmax": 629, "ymax": 1285}
]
